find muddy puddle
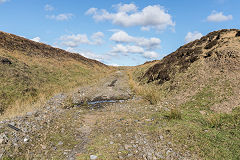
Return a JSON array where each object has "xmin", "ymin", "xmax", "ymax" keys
[{"xmin": 77, "ymin": 99, "xmax": 126, "ymax": 110}]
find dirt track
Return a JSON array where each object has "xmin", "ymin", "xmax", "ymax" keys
[{"xmin": 0, "ymin": 70, "xmax": 193, "ymax": 159}]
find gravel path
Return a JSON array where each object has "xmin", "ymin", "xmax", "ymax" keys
[{"xmin": 0, "ymin": 70, "xmax": 193, "ymax": 159}]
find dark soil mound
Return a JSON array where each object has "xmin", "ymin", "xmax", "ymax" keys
[{"xmin": 142, "ymin": 29, "xmax": 240, "ymax": 84}]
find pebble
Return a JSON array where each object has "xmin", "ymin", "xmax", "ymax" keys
[
  {"xmin": 24, "ymin": 137, "xmax": 29, "ymax": 142},
  {"xmin": 124, "ymin": 144, "xmax": 132, "ymax": 150},
  {"xmin": 41, "ymin": 145, "xmax": 47, "ymax": 149},
  {"xmin": 159, "ymin": 135, "xmax": 164, "ymax": 140},
  {"xmin": 0, "ymin": 138, "xmax": 4, "ymax": 144},
  {"xmin": 90, "ymin": 155, "xmax": 98, "ymax": 160},
  {"xmin": 166, "ymin": 148, "xmax": 173, "ymax": 155},
  {"xmin": 58, "ymin": 141, "xmax": 63, "ymax": 145},
  {"xmin": 127, "ymin": 153, "xmax": 133, "ymax": 157}
]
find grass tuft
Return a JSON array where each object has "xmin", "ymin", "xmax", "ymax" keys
[{"xmin": 167, "ymin": 108, "xmax": 182, "ymax": 120}]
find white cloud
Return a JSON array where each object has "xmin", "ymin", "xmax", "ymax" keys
[
  {"xmin": 79, "ymin": 51, "xmax": 106, "ymax": 61},
  {"xmin": 85, "ymin": 8, "xmax": 97, "ymax": 15},
  {"xmin": 115, "ymin": 3, "xmax": 137, "ymax": 13},
  {"xmin": 86, "ymin": 3, "xmax": 175, "ymax": 31},
  {"xmin": 0, "ymin": 0, "xmax": 8, "ymax": 4},
  {"xmin": 107, "ymin": 63, "xmax": 119, "ymax": 66},
  {"xmin": 185, "ymin": 31, "xmax": 203, "ymax": 43},
  {"xmin": 31, "ymin": 37, "xmax": 41, "ymax": 42},
  {"xmin": 46, "ymin": 13, "xmax": 73, "ymax": 21},
  {"xmin": 206, "ymin": 11, "xmax": 232, "ymax": 22},
  {"xmin": 110, "ymin": 30, "xmax": 160, "ymax": 59},
  {"xmin": 110, "ymin": 30, "xmax": 161, "ymax": 49},
  {"xmin": 60, "ymin": 34, "xmax": 90, "ymax": 47},
  {"xmin": 137, "ymin": 37, "xmax": 161, "ymax": 49},
  {"xmin": 110, "ymin": 31, "xmax": 134, "ymax": 43},
  {"xmin": 66, "ymin": 47, "xmax": 109, "ymax": 62},
  {"xmin": 91, "ymin": 32, "xmax": 104, "ymax": 45},
  {"xmin": 111, "ymin": 44, "xmax": 158, "ymax": 59},
  {"xmin": 59, "ymin": 32, "xmax": 104, "ymax": 47},
  {"xmin": 45, "ymin": 4, "xmax": 54, "ymax": 11},
  {"xmin": 143, "ymin": 51, "xmax": 158, "ymax": 59},
  {"xmin": 112, "ymin": 44, "xmax": 144, "ymax": 54}
]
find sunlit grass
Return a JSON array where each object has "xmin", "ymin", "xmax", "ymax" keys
[{"xmin": 0, "ymin": 48, "xmax": 112, "ymax": 118}]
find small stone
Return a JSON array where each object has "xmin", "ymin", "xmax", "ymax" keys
[
  {"xmin": 22, "ymin": 128, "xmax": 28, "ymax": 133},
  {"xmin": 24, "ymin": 137, "xmax": 29, "ymax": 142},
  {"xmin": 127, "ymin": 153, "xmax": 133, "ymax": 157},
  {"xmin": 0, "ymin": 149, "xmax": 5, "ymax": 159},
  {"xmin": 26, "ymin": 112, "xmax": 33, "ymax": 116},
  {"xmin": 147, "ymin": 152, "xmax": 152, "ymax": 156},
  {"xmin": 41, "ymin": 145, "xmax": 47, "ymax": 149},
  {"xmin": 58, "ymin": 141, "xmax": 63, "ymax": 145},
  {"xmin": 9, "ymin": 122, "xmax": 15, "ymax": 126},
  {"xmin": 159, "ymin": 135, "xmax": 164, "ymax": 140},
  {"xmin": 166, "ymin": 148, "xmax": 172, "ymax": 155},
  {"xmin": 117, "ymin": 134, "xmax": 121, "ymax": 137},
  {"xmin": 90, "ymin": 155, "xmax": 98, "ymax": 160},
  {"xmin": 110, "ymin": 141, "xmax": 114, "ymax": 144},
  {"xmin": 0, "ymin": 138, "xmax": 4, "ymax": 144},
  {"xmin": 199, "ymin": 110, "xmax": 206, "ymax": 115},
  {"xmin": 155, "ymin": 152, "xmax": 164, "ymax": 159},
  {"xmin": 142, "ymin": 154, "xmax": 147, "ymax": 160},
  {"xmin": 124, "ymin": 144, "xmax": 132, "ymax": 150}
]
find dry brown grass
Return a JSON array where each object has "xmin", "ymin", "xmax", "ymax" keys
[
  {"xmin": 128, "ymin": 69, "xmax": 161, "ymax": 105},
  {"xmin": 0, "ymin": 46, "xmax": 112, "ymax": 119}
]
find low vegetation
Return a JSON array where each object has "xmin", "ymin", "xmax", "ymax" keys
[
  {"xmin": 0, "ymin": 31, "xmax": 112, "ymax": 118},
  {"xmin": 128, "ymin": 62, "xmax": 240, "ymax": 159}
]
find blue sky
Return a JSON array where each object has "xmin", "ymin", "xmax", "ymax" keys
[{"xmin": 0, "ymin": 0, "xmax": 239, "ymax": 66}]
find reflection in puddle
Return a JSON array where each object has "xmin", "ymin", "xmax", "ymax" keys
[
  {"xmin": 88, "ymin": 100, "xmax": 117, "ymax": 105},
  {"xmin": 78, "ymin": 99, "xmax": 126, "ymax": 110}
]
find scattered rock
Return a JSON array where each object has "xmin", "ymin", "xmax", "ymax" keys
[
  {"xmin": 199, "ymin": 110, "xmax": 207, "ymax": 115},
  {"xmin": 159, "ymin": 135, "xmax": 164, "ymax": 140},
  {"xmin": 90, "ymin": 155, "xmax": 98, "ymax": 160},
  {"xmin": 58, "ymin": 141, "xmax": 63, "ymax": 145},
  {"xmin": 23, "ymin": 137, "xmax": 29, "ymax": 142},
  {"xmin": 110, "ymin": 141, "xmax": 114, "ymax": 144},
  {"xmin": 166, "ymin": 148, "xmax": 173, "ymax": 155},
  {"xmin": 124, "ymin": 144, "xmax": 132, "ymax": 150},
  {"xmin": 0, "ymin": 138, "xmax": 4, "ymax": 144},
  {"xmin": 26, "ymin": 112, "xmax": 33, "ymax": 116},
  {"xmin": 1, "ymin": 58, "xmax": 12, "ymax": 65},
  {"xmin": 0, "ymin": 149, "xmax": 5, "ymax": 159},
  {"xmin": 127, "ymin": 153, "xmax": 133, "ymax": 157},
  {"xmin": 41, "ymin": 144, "xmax": 47, "ymax": 149}
]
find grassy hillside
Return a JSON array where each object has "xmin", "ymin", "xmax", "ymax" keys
[
  {"xmin": 128, "ymin": 29, "xmax": 240, "ymax": 159},
  {"xmin": 0, "ymin": 31, "xmax": 112, "ymax": 116}
]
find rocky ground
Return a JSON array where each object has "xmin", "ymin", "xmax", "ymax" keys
[{"xmin": 0, "ymin": 70, "xmax": 194, "ymax": 159}]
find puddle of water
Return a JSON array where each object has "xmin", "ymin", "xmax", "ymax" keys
[
  {"xmin": 88, "ymin": 100, "xmax": 117, "ymax": 105},
  {"xmin": 76, "ymin": 99, "xmax": 126, "ymax": 110}
]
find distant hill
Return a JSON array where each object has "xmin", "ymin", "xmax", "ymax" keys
[
  {"xmin": 0, "ymin": 31, "xmax": 107, "ymax": 67},
  {"xmin": 0, "ymin": 31, "xmax": 111, "ymax": 115},
  {"xmin": 134, "ymin": 29, "xmax": 240, "ymax": 112}
]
